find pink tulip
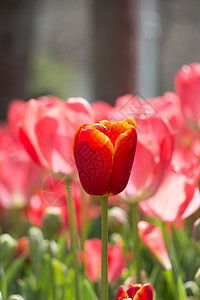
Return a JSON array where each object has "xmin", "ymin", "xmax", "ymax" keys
[
  {"xmin": 175, "ymin": 63, "xmax": 200, "ymax": 130},
  {"xmin": 19, "ymin": 96, "xmax": 94, "ymax": 175},
  {"xmin": 0, "ymin": 125, "xmax": 40, "ymax": 209},
  {"xmin": 111, "ymin": 94, "xmax": 174, "ymax": 201},
  {"xmin": 139, "ymin": 149, "xmax": 200, "ymax": 223},
  {"xmin": 27, "ymin": 177, "xmax": 100, "ymax": 230},
  {"xmin": 84, "ymin": 238, "xmax": 126, "ymax": 283},
  {"xmin": 92, "ymin": 100, "xmax": 113, "ymax": 122},
  {"xmin": 138, "ymin": 221, "xmax": 171, "ymax": 270},
  {"xmin": 7, "ymin": 99, "xmax": 26, "ymax": 139},
  {"xmin": 150, "ymin": 92, "xmax": 185, "ymax": 138}
]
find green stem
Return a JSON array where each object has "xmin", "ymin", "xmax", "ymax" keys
[
  {"xmin": 101, "ymin": 197, "xmax": 108, "ymax": 300},
  {"xmin": 66, "ymin": 180, "xmax": 82, "ymax": 300},
  {"xmin": 161, "ymin": 222, "xmax": 187, "ymax": 300},
  {"xmin": 81, "ymin": 188, "xmax": 87, "ymax": 250},
  {"xmin": 130, "ymin": 202, "xmax": 141, "ymax": 283},
  {"xmin": 0, "ymin": 266, "xmax": 7, "ymax": 300}
]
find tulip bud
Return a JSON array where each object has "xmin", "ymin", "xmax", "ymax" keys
[
  {"xmin": 108, "ymin": 207, "xmax": 128, "ymax": 233},
  {"xmin": 110, "ymin": 233, "xmax": 123, "ymax": 245},
  {"xmin": 40, "ymin": 240, "xmax": 58, "ymax": 258},
  {"xmin": 27, "ymin": 226, "xmax": 44, "ymax": 259},
  {"xmin": 192, "ymin": 218, "xmax": 200, "ymax": 242},
  {"xmin": 42, "ymin": 207, "xmax": 63, "ymax": 239},
  {"xmin": 8, "ymin": 295, "xmax": 25, "ymax": 300},
  {"xmin": 0, "ymin": 233, "xmax": 17, "ymax": 268},
  {"xmin": 73, "ymin": 118, "xmax": 137, "ymax": 196}
]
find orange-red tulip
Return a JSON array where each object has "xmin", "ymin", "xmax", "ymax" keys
[
  {"xmin": 115, "ymin": 283, "xmax": 153, "ymax": 300},
  {"xmin": 73, "ymin": 118, "xmax": 137, "ymax": 196}
]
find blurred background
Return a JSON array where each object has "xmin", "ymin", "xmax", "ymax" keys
[{"xmin": 0, "ymin": 0, "xmax": 200, "ymax": 120}]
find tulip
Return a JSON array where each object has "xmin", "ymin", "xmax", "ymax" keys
[
  {"xmin": 27, "ymin": 177, "xmax": 99, "ymax": 230},
  {"xmin": 0, "ymin": 125, "xmax": 40, "ymax": 209},
  {"xmin": 115, "ymin": 283, "xmax": 154, "ymax": 300},
  {"xmin": 110, "ymin": 94, "xmax": 174, "ymax": 202},
  {"xmin": 84, "ymin": 238, "xmax": 126, "ymax": 284},
  {"xmin": 139, "ymin": 167, "xmax": 200, "ymax": 223},
  {"xmin": 14, "ymin": 237, "xmax": 30, "ymax": 261},
  {"xmin": 7, "ymin": 99, "xmax": 26, "ymax": 140},
  {"xmin": 73, "ymin": 118, "xmax": 137, "ymax": 196},
  {"xmin": 150, "ymin": 92, "xmax": 185, "ymax": 138},
  {"xmin": 0, "ymin": 233, "xmax": 17, "ymax": 268},
  {"xmin": 92, "ymin": 100, "xmax": 113, "ymax": 122},
  {"xmin": 175, "ymin": 63, "xmax": 200, "ymax": 130},
  {"xmin": 139, "ymin": 130, "xmax": 200, "ymax": 223},
  {"xmin": 138, "ymin": 221, "xmax": 171, "ymax": 270},
  {"xmin": 19, "ymin": 96, "xmax": 94, "ymax": 175}
]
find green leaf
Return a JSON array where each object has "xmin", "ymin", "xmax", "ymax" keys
[
  {"xmin": 6, "ymin": 255, "xmax": 27, "ymax": 285},
  {"xmin": 52, "ymin": 258, "xmax": 68, "ymax": 286},
  {"xmin": 82, "ymin": 279, "xmax": 98, "ymax": 300},
  {"xmin": 177, "ymin": 276, "xmax": 187, "ymax": 300}
]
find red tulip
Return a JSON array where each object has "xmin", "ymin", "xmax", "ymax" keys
[
  {"xmin": 138, "ymin": 221, "xmax": 171, "ymax": 270},
  {"xmin": 73, "ymin": 118, "xmax": 137, "ymax": 196},
  {"xmin": 175, "ymin": 63, "xmax": 200, "ymax": 130},
  {"xmin": 111, "ymin": 95, "xmax": 174, "ymax": 201},
  {"xmin": 84, "ymin": 239, "xmax": 126, "ymax": 283},
  {"xmin": 115, "ymin": 283, "xmax": 153, "ymax": 300},
  {"xmin": 19, "ymin": 96, "xmax": 94, "ymax": 175},
  {"xmin": 14, "ymin": 237, "xmax": 30, "ymax": 261}
]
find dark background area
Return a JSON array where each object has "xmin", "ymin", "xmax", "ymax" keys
[{"xmin": 0, "ymin": 0, "xmax": 200, "ymax": 120}]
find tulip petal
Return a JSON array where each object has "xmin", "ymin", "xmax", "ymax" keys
[
  {"xmin": 75, "ymin": 128, "xmax": 114, "ymax": 195},
  {"xmin": 127, "ymin": 284, "xmax": 142, "ymax": 298},
  {"xmin": 134, "ymin": 284, "xmax": 154, "ymax": 300},
  {"xmin": 115, "ymin": 285, "xmax": 128, "ymax": 300},
  {"xmin": 110, "ymin": 127, "xmax": 137, "ymax": 195}
]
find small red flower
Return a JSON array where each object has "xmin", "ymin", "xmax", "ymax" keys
[
  {"xmin": 73, "ymin": 118, "xmax": 137, "ymax": 196},
  {"xmin": 84, "ymin": 238, "xmax": 126, "ymax": 283},
  {"xmin": 115, "ymin": 284, "xmax": 153, "ymax": 300}
]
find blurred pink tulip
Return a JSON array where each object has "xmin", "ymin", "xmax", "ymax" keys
[
  {"xmin": 111, "ymin": 94, "xmax": 174, "ymax": 202},
  {"xmin": 27, "ymin": 177, "xmax": 100, "ymax": 230},
  {"xmin": 139, "ymin": 164, "xmax": 200, "ymax": 223},
  {"xmin": 84, "ymin": 238, "xmax": 126, "ymax": 283},
  {"xmin": 150, "ymin": 92, "xmax": 185, "ymax": 138},
  {"xmin": 7, "ymin": 99, "xmax": 26, "ymax": 139},
  {"xmin": 139, "ymin": 124, "xmax": 200, "ymax": 223},
  {"xmin": 92, "ymin": 100, "xmax": 113, "ymax": 122},
  {"xmin": 138, "ymin": 221, "xmax": 171, "ymax": 270},
  {"xmin": 175, "ymin": 63, "xmax": 200, "ymax": 130},
  {"xmin": 19, "ymin": 96, "xmax": 94, "ymax": 175},
  {"xmin": 0, "ymin": 125, "xmax": 40, "ymax": 209}
]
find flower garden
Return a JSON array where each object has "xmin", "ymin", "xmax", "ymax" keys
[{"xmin": 0, "ymin": 63, "xmax": 200, "ymax": 300}]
